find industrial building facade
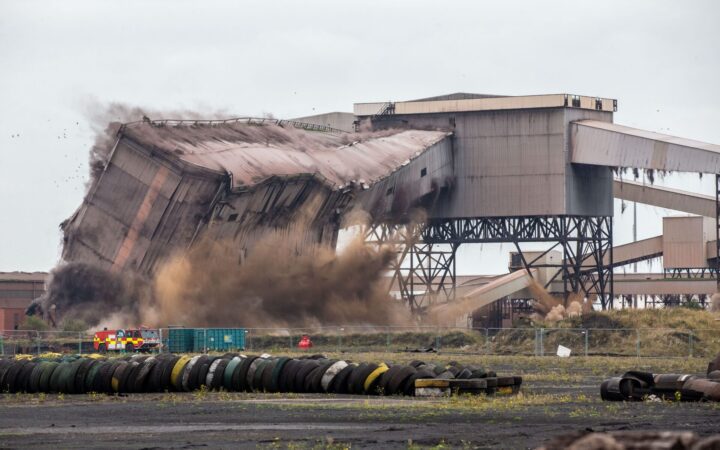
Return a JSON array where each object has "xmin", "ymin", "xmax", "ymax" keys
[
  {"xmin": 0, "ymin": 272, "xmax": 47, "ymax": 331},
  {"xmin": 42, "ymin": 92, "xmax": 720, "ymax": 324}
]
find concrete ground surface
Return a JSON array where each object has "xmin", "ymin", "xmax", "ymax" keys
[{"xmin": 1, "ymin": 355, "xmax": 719, "ymax": 449}]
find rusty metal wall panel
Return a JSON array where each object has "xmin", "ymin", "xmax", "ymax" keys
[
  {"xmin": 353, "ymin": 102, "xmax": 388, "ymax": 116},
  {"xmin": 662, "ymin": 216, "xmax": 711, "ymax": 268},
  {"xmin": 564, "ymin": 109, "xmax": 614, "ymax": 216},
  {"xmin": 388, "ymin": 94, "xmax": 616, "ymax": 116},
  {"xmin": 291, "ymin": 112, "xmax": 355, "ymax": 132},
  {"xmin": 356, "ymin": 137, "xmax": 453, "ymax": 219},
  {"xmin": 613, "ymin": 179, "xmax": 715, "ymax": 217},
  {"xmin": 571, "ymin": 120, "xmax": 720, "ymax": 173},
  {"xmin": 443, "ymin": 108, "xmax": 567, "ymax": 217}
]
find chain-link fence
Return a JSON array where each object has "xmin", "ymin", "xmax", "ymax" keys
[
  {"xmin": 0, "ymin": 330, "xmax": 88, "ymax": 356},
  {"xmin": 3, "ymin": 327, "xmax": 720, "ymax": 358}
]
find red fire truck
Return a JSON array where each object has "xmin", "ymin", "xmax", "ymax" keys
[{"xmin": 93, "ymin": 328, "xmax": 160, "ymax": 353}]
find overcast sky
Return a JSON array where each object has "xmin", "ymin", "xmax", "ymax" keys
[{"xmin": 1, "ymin": 0, "xmax": 719, "ymax": 274}]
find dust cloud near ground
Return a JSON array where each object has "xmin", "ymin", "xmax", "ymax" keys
[
  {"xmin": 145, "ymin": 229, "xmax": 410, "ymax": 329},
  {"xmin": 528, "ymin": 280, "xmax": 587, "ymax": 323},
  {"xmin": 31, "ymin": 224, "xmax": 409, "ymax": 329}
]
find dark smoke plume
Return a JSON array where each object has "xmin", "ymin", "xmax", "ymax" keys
[{"xmin": 28, "ymin": 262, "xmax": 152, "ymax": 328}]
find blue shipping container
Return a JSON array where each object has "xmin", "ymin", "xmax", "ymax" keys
[
  {"xmin": 167, "ymin": 328, "xmax": 195, "ymax": 353},
  {"xmin": 193, "ymin": 328, "xmax": 246, "ymax": 352}
]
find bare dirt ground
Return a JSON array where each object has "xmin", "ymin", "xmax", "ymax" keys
[{"xmin": 1, "ymin": 355, "xmax": 719, "ymax": 449}]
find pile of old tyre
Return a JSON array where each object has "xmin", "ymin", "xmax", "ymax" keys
[
  {"xmin": 601, "ymin": 370, "xmax": 720, "ymax": 402},
  {"xmin": 0, "ymin": 354, "xmax": 522, "ymax": 396}
]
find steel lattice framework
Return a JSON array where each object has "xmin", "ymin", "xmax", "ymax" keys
[
  {"xmin": 421, "ymin": 215, "xmax": 615, "ymax": 309},
  {"xmin": 365, "ymin": 223, "xmax": 458, "ymax": 312}
]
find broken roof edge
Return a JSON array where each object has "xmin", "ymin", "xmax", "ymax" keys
[
  {"xmin": 118, "ymin": 116, "xmax": 348, "ymax": 135},
  {"xmin": 119, "ymin": 134, "xmax": 229, "ymax": 180},
  {"xmin": 338, "ymin": 131, "xmax": 454, "ymax": 190}
]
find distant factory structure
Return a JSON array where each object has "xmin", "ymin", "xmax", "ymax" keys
[
  {"xmin": 0, "ymin": 272, "xmax": 46, "ymax": 330},
  {"xmin": 53, "ymin": 92, "xmax": 720, "ymax": 325}
]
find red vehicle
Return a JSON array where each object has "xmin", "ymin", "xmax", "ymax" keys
[
  {"xmin": 93, "ymin": 328, "xmax": 160, "ymax": 353},
  {"xmin": 297, "ymin": 334, "xmax": 313, "ymax": 349}
]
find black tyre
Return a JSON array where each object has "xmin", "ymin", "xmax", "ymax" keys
[
  {"xmin": 351, "ymin": 363, "xmax": 378, "ymax": 395},
  {"xmin": 84, "ymin": 360, "xmax": 104, "ymax": 393},
  {"xmin": 5, "ymin": 360, "xmax": 29, "ymax": 393},
  {"xmin": 209, "ymin": 359, "xmax": 230, "ymax": 391},
  {"xmin": 254, "ymin": 359, "xmax": 273, "ymax": 392},
  {"xmin": 293, "ymin": 360, "xmax": 319, "ymax": 393},
  {"xmin": 378, "ymin": 365, "xmax": 404, "ymax": 395},
  {"xmin": 98, "ymin": 344, "xmax": 107, "ymax": 354},
  {"xmin": 328, "ymin": 363, "xmax": 356, "ymax": 394},
  {"xmin": 17, "ymin": 361, "xmax": 38, "ymax": 393},
  {"xmin": 386, "ymin": 366, "xmax": 416, "ymax": 396},
  {"xmin": 245, "ymin": 357, "xmax": 266, "ymax": 392},
  {"xmin": 402, "ymin": 368, "xmax": 435, "ymax": 397},
  {"xmin": 456, "ymin": 368, "xmax": 473, "ymax": 379},
  {"xmin": 346, "ymin": 362, "xmax": 370, "ymax": 395},
  {"xmin": 28, "ymin": 362, "xmax": 47, "ymax": 393},
  {"xmin": 125, "ymin": 343, "xmax": 135, "ymax": 353},
  {"xmin": 196, "ymin": 359, "xmax": 213, "ymax": 390},
  {"xmin": 111, "ymin": 362, "xmax": 130, "ymax": 393},
  {"xmin": 235, "ymin": 356, "xmax": 258, "ymax": 392},
  {"xmin": 133, "ymin": 358, "xmax": 157, "ymax": 393},
  {"xmin": 0, "ymin": 360, "xmax": 13, "ymax": 390},
  {"xmin": 39, "ymin": 362, "xmax": 59, "ymax": 393},
  {"xmin": 260, "ymin": 359, "xmax": 279, "ymax": 392},
  {"xmin": 222, "ymin": 357, "xmax": 243, "ymax": 392},
  {"xmin": 74, "ymin": 359, "xmax": 96, "ymax": 394},
  {"xmin": 270, "ymin": 357, "xmax": 291, "ymax": 393},
  {"xmin": 120, "ymin": 361, "xmax": 141, "ymax": 393},
  {"xmin": 600, "ymin": 377, "xmax": 624, "ymax": 401},
  {"xmin": 181, "ymin": 356, "xmax": 204, "ymax": 392},
  {"xmin": 277, "ymin": 359, "xmax": 299, "ymax": 393},
  {"xmin": 160, "ymin": 356, "xmax": 180, "ymax": 392}
]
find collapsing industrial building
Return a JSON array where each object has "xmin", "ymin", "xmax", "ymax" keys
[
  {"xmin": 32, "ymin": 92, "xmax": 720, "ymax": 327},
  {"xmin": 31, "ymin": 117, "xmax": 453, "ymax": 326},
  {"xmin": 60, "ymin": 119, "xmax": 450, "ymax": 274}
]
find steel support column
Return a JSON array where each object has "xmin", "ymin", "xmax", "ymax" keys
[
  {"xmin": 422, "ymin": 215, "xmax": 614, "ymax": 309},
  {"xmin": 365, "ymin": 223, "xmax": 458, "ymax": 313}
]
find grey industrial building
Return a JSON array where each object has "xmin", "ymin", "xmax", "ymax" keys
[{"xmin": 50, "ymin": 92, "xmax": 720, "ymax": 324}]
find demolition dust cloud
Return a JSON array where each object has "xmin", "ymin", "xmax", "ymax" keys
[{"xmin": 34, "ymin": 223, "xmax": 409, "ymax": 329}]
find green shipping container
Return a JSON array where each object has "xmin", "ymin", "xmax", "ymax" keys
[
  {"xmin": 167, "ymin": 328, "xmax": 195, "ymax": 353},
  {"xmin": 193, "ymin": 329, "xmax": 246, "ymax": 352}
]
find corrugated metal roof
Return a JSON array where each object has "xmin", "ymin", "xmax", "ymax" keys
[
  {"xmin": 0, "ymin": 272, "xmax": 48, "ymax": 282},
  {"xmin": 613, "ymin": 178, "xmax": 715, "ymax": 217},
  {"xmin": 121, "ymin": 123, "xmax": 450, "ymax": 190},
  {"xmin": 572, "ymin": 120, "xmax": 720, "ymax": 173}
]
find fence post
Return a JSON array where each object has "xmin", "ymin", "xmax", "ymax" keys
[
  {"xmin": 36, "ymin": 331, "xmax": 41, "ymax": 355},
  {"xmin": 584, "ymin": 329, "xmax": 589, "ymax": 357},
  {"xmin": 635, "ymin": 329, "xmax": 640, "ymax": 358},
  {"xmin": 337, "ymin": 327, "xmax": 341, "ymax": 353},
  {"xmin": 78, "ymin": 332, "xmax": 82, "ymax": 355},
  {"xmin": 689, "ymin": 331, "xmax": 694, "ymax": 358},
  {"xmin": 435, "ymin": 327, "xmax": 441, "ymax": 352},
  {"xmin": 386, "ymin": 327, "xmax": 390, "ymax": 352},
  {"xmin": 485, "ymin": 328, "xmax": 491, "ymax": 355}
]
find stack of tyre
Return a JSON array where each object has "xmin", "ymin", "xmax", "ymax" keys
[
  {"xmin": 0, "ymin": 354, "xmax": 522, "ymax": 396},
  {"xmin": 601, "ymin": 370, "xmax": 720, "ymax": 402}
]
